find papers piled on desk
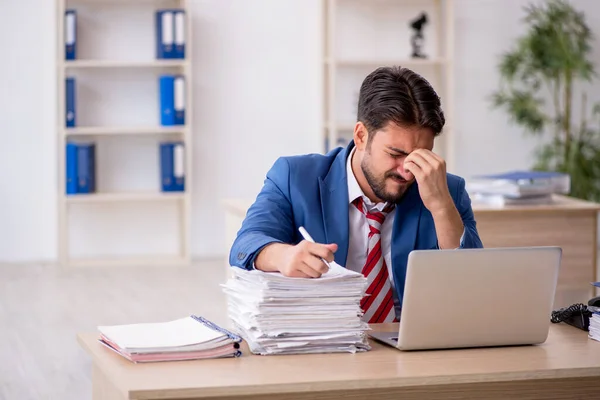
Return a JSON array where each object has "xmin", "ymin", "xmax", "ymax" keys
[
  {"xmin": 466, "ymin": 170, "xmax": 570, "ymax": 206},
  {"xmin": 222, "ymin": 262, "xmax": 371, "ymax": 355},
  {"xmin": 97, "ymin": 315, "xmax": 242, "ymax": 363}
]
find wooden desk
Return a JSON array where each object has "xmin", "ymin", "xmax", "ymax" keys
[
  {"xmin": 78, "ymin": 324, "xmax": 600, "ymax": 400},
  {"xmin": 471, "ymin": 195, "xmax": 600, "ymax": 307},
  {"xmin": 223, "ymin": 195, "xmax": 600, "ymax": 308}
]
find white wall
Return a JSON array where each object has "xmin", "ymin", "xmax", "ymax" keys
[
  {"xmin": 452, "ymin": 0, "xmax": 600, "ymax": 179},
  {"xmin": 0, "ymin": 0, "xmax": 598, "ymax": 262},
  {"xmin": 0, "ymin": 0, "xmax": 322, "ymax": 262},
  {"xmin": 0, "ymin": 0, "xmax": 56, "ymax": 262},
  {"xmin": 190, "ymin": 0, "xmax": 323, "ymax": 257}
]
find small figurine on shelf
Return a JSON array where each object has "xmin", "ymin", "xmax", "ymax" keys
[{"xmin": 409, "ymin": 12, "xmax": 428, "ymax": 59}]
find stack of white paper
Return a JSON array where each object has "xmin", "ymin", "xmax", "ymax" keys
[
  {"xmin": 222, "ymin": 262, "xmax": 371, "ymax": 355},
  {"xmin": 589, "ymin": 312, "xmax": 600, "ymax": 342}
]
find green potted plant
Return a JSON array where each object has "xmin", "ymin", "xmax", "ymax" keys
[{"xmin": 490, "ymin": 0, "xmax": 600, "ymax": 202}]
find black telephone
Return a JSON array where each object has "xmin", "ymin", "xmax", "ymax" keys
[{"xmin": 551, "ymin": 295, "xmax": 600, "ymax": 331}]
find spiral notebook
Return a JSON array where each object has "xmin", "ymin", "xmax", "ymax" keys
[{"xmin": 98, "ymin": 315, "xmax": 242, "ymax": 363}]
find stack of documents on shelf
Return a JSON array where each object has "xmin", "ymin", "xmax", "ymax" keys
[
  {"xmin": 222, "ymin": 262, "xmax": 371, "ymax": 355},
  {"xmin": 466, "ymin": 170, "xmax": 570, "ymax": 206},
  {"xmin": 98, "ymin": 315, "xmax": 242, "ymax": 363}
]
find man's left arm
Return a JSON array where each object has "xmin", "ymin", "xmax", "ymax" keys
[
  {"xmin": 431, "ymin": 178, "xmax": 483, "ymax": 249},
  {"xmin": 404, "ymin": 149, "xmax": 483, "ymax": 250}
]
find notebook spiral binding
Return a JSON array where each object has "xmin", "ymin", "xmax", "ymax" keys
[{"xmin": 191, "ymin": 315, "xmax": 243, "ymax": 344}]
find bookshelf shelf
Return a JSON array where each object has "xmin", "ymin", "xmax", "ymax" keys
[
  {"xmin": 63, "ymin": 126, "xmax": 187, "ymax": 136},
  {"xmin": 328, "ymin": 58, "xmax": 447, "ymax": 67},
  {"xmin": 57, "ymin": 0, "xmax": 192, "ymax": 267},
  {"xmin": 64, "ymin": 191, "xmax": 186, "ymax": 203},
  {"xmin": 63, "ymin": 59, "xmax": 189, "ymax": 69}
]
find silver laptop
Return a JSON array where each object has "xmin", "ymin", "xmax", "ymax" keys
[{"xmin": 369, "ymin": 246, "xmax": 561, "ymax": 351}]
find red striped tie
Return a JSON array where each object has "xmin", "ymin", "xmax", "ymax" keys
[{"xmin": 353, "ymin": 197, "xmax": 397, "ymax": 324}]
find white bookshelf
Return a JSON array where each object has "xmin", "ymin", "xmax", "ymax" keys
[
  {"xmin": 323, "ymin": 0, "xmax": 455, "ymax": 172},
  {"xmin": 64, "ymin": 59, "xmax": 190, "ymax": 69},
  {"xmin": 64, "ymin": 126, "xmax": 187, "ymax": 136},
  {"xmin": 56, "ymin": 0, "xmax": 192, "ymax": 267},
  {"xmin": 65, "ymin": 191, "xmax": 186, "ymax": 204},
  {"xmin": 329, "ymin": 58, "xmax": 447, "ymax": 67}
]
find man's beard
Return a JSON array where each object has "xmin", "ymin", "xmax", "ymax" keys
[{"xmin": 361, "ymin": 158, "xmax": 410, "ymax": 204}]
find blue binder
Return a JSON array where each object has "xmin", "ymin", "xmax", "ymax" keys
[
  {"xmin": 174, "ymin": 75, "xmax": 185, "ymax": 125},
  {"xmin": 159, "ymin": 75, "xmax": 175, "ymax": 126},
  {"xmin": 160, "ymin": 142, "xmax": 184, "ymax": 192},
  {"xmin": 66, "ymin": 77, "xmax": 76, "ymax": 127},
  {"xmin": 160, "ymin": 142, "xmax": 174, "ymax": 191},
  {"xmin": 477, "ymin": 171, "xmax": 567, "ymax": 181},
  {"xmin": 66, "ymin": 143, "xmax": 78, "ymax": 194},
  {"xmin": 174, "ymin": 10, "xmax": 186, "ymax": 59},
  {"xmin": 88, "ymin": 144, "xmax": 96, "ymax": 192},
  {"xmin": 76, "ymin": 143, "xmax": 96, "ymax": 193},
  {"xmin": 155, "ymin": 10, "xmax": 175, "ymax": 59},
  {"xmin": 65, "ymin": 10, "xmax": 77, "ymax": 60}
]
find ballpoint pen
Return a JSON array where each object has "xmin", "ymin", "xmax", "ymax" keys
[{"xmin": 298, "ymin": 226, "xmax": 331, "ymax": 269}]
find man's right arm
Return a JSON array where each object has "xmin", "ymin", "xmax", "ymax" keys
[
  {"xmin": 229, "ymin": 157, "xmax": 295, "ymax": 270},
  {"xmin": 254, "ymin": 243, "xmax": 291, "ymax": 272},
  {"xmin": 255, "ymin": 241, "xmax": 336, "ymax": 277},
  {"xmin": 229, "ymin": 157, "xmax": 336, "ymax": 277}
]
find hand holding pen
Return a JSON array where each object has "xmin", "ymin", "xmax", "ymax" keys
[
  {"xmin": 268, "ymin": 226, "xmax": 337, "ymax": 278},
  {"xmin": 298, "ymin": 227, "xmax": 333, "ymax": 269},
  {"xmin": 253, "ymin": 226, "xmax": 337, "ymax": 278},
  {"xmin": 290, "ymin": 226, "xmax": 337, "ymax": 278}
]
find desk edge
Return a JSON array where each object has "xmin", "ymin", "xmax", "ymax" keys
[
  {"xmin": 126, "ymin": 366, "xmax": 600, "ymax": 399},
  {"xmin": 77, "ymin": 334, "xmax": 131, "ymax": 398}
]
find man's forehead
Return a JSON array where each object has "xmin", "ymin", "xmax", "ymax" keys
[{"xmin": 376, "ymin": 124, "xmax": 434, "ymax": 150}]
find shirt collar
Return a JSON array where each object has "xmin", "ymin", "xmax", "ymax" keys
[{"xmin": 346, "ymin": 147, "xmax": 389, "ymax": 212}]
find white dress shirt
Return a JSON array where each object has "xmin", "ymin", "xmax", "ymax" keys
[
  {"xmin": 345, "ymin": 147, "xmax": 465, "ymax": 288},
  {"xmin": 345, "ymin": 147, "xmax": 397, "ymax": 287}
]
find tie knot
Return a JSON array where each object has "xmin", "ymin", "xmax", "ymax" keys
[{"xmin": 352, "ymin": 197, "xmax": 394, "ymax": 233}]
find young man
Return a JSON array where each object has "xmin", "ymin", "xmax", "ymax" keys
[{"xmin": 229, "ymin": 66, "xmax": 483, "ymax": 323}]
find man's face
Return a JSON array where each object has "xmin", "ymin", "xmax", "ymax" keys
[{"xmin": 359, "ymin": 122, "xmax": 435, "ymax": 203}]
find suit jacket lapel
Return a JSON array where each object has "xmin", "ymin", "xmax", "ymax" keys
[
  {"xmin": 318, "ymin": 144, "xmax": 352, "ymax": 266},
  {"xmin": 391, "ymin": 183, "xmax": 423, "ymax": 307}
]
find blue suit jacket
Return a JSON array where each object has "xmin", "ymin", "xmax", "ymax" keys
[{"xmin": 229, "ymin": 142, "xmax": 484, "ymax": 306}]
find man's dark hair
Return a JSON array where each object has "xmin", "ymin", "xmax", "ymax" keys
[{"xmin": 356, "ymin": 66, "xmax": 445, "ymax": 138}]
